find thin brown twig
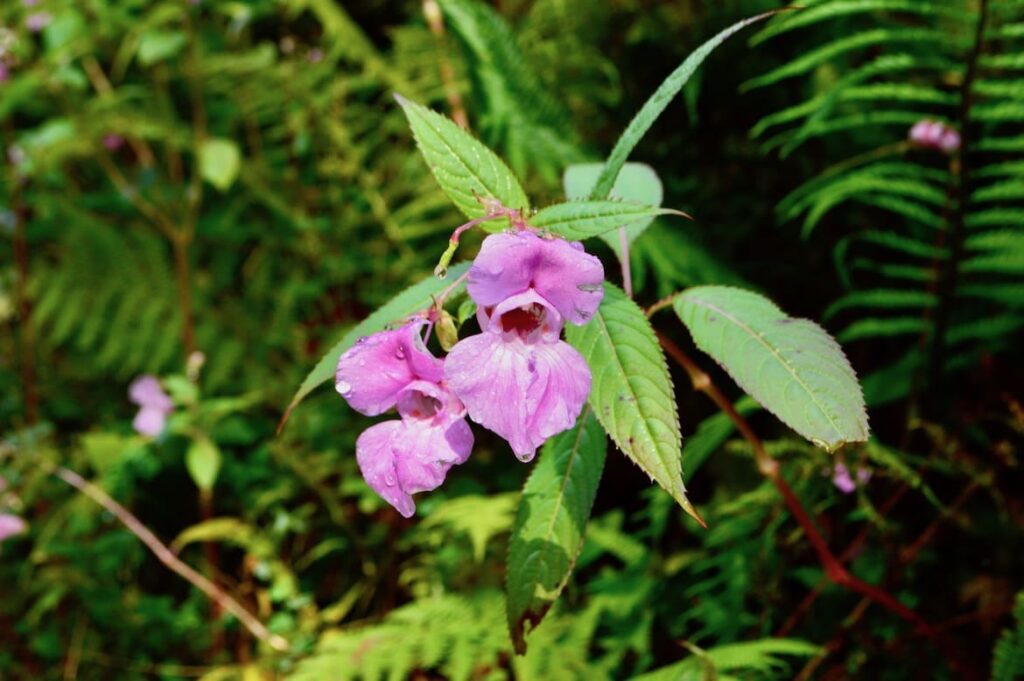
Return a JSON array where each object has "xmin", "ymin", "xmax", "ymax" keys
[
  {"xmin": 422, "ymin": 0, "xmax": 469, "ymax": 129},
  {"xmin": 51, "ymin": 466, "xmax": 289, "ymax": 652},
  {"xmin": 655, "ymin": 331, "xmax": 970, "ymax": 678}
]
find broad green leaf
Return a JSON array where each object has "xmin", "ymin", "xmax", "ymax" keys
[
  {"xmin": 529, "ymin": 200, "xmax": 681, "ymax": 241},
  {"xmin": 564, "ymin": 162, "xmax": 664, "ymax": 259},
  {"xmin": 589, "ymin": 12, "xmax": 774, "ymax": 200},
  {"xmin": 565, "ymin": 284, "xmax": 702, "ymax": 524},
  {"xmin": 200, "ymin": 138, "xmax": 241, "ymax": 192},
  {"xmin": 675, "ymin": 286, "xmax": 869, "ymax": 451},
  {"xmin": 186, "ymin": 437, "xmax": 222, "ymax": 491},
  {"xmin": 395, "ymin": 94, "xmax": 528, "ymax": 221},
  {"xmin": 280, "ymin": 263, "xmax": 470, "ymax": 429},
  {"xmin": 507, "ymin": 409, "xmax": 607, "ymax": 654}
]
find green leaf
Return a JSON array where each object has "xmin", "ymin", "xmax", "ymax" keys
[
  {"xmin": 563, "ymin": 162, "xmax": 665, "ymax": 258},
  {"xmin": 395, "ymin": 94, "xmax": 528, "ymax": 221},
  {"xmin": 137, "ymin": 30, "xmax": 188, "ymax": 66},
  {"xmin": 589, "ymin": 12, "xmax": 774, "ymax": 200},
  {"xmin": 280, "ymin": 263, "xmax": 471, "ymax": 429},
  {"xmin": 529, "ymin": 200, "xmax": 681, "ymax": 241},
  {"xmin": 186, "ymin": 437, "xmax": 222, "ymax": 491},
  {"xmin": 675, "ymin": 286, "xmax": 869, "ymax": 451},
  {"xmin": 507, "ymin": 408, "xmax": 607, "ymax": 654},
  {"xmin": 200, "ymin": 138, "xmax": 241, "ymax": 192},
  {"xmin": 565, "ymin": 284, "xmax": 702, "ymax": 524}
]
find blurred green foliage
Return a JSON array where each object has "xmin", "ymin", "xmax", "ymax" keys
[{"xmin": 1, "ymin": 0, "xmax": 1021, "ymax": 680}]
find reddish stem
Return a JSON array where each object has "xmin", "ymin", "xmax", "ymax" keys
[{"xmin": 656, "ymin": 332, "xmax": 970, "ymax": 677}]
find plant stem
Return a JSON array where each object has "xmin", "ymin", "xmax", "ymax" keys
[
  {"xmin": 929, "ymin": 0, "xmax": 989, "ymax": 394},
  {"xmin": 422, "ymin": 0, "xmax": 469, "ymax": 129},
  {"xmin": 656, "ymin": 332, "xmax": 968, "ymax": 676},
  {"xmin": 10, "ymin": 169, "xmax": 38, "ymax": 426},
  {"xmin": 618, "ymin": 227, "xmax": 633, "ymax": 298},
  {"xmin": 172, "ymin": 233, "xmax": 197, "ymax": 358},
  {"xmin": 51, "ymin": 465, "xmax": 289, "ymax": 652}
]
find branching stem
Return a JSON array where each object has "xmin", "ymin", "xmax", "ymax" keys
[
  {"xmin": 51, "ymin": 465, "xmax": 289, "ymax": 652},
  {"xmin": 656, "ymin": 331, "xmax": 969, "ymax": 677}
]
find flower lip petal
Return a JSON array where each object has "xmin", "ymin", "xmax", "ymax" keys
[
  {"xmin": 445, "ymin": 329, "xmax": 590, "ymax": 462},
  {"xmin": 336, "ymin": 320, "xmax": 443, "ymax": 416},
  {"xmin": 356, "ymin": 415, "xmax": 473, "ymax": 517}
]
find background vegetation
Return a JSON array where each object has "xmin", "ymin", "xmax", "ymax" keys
[{"xmin": 2, "ymin": 0, "xmax": 1022, "ymax": 679}]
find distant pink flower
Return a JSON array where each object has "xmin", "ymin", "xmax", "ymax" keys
[
  {"xmin": 308, "ymin": 48, "xmax": 324, "ymax": 64},
  {"xmin": 832, "ymin": 462, "xmax": 871, "ymax": 494},
  {"xmin": 336, "ymin": 320, "xmax": 472, "ymax": 517},
  {"xmin": 445, "ymin": 231, "xmax": 603, "ymax": 461},
  {"xmin": 22, "ymin": 0, "xmax": 41, "ymax": 7},
  {"xmin": 909, "ymin": 120, "xmax": 960, "ymax": 154},
  {"xmin": 129, "ymin": 375, "xmax": 173, "ymax": 437},
  {"xmin": 25, "ymin": 11, "xmax": 52, "ymax": 32},
  {"xmin": 0, "ymin": 514, "xmax": 26, "ymax": 543},
  {"xmin": 103, "ymin": 134, "xmax": 124, "ymax": 151},
  {"xmin": 0, "ymin": 64, "xmax": 8, "ymax": 83}
]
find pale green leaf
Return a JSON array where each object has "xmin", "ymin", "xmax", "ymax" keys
[
  {"xmin": 137, "ymin": 30, "xmax": 187, "ymax": 66},
  {"xmin": 200, "ymin": 138, "xmax": 241, "ymax": 192},
  {"xmin": 565, "ymin": 284, "xmax": 702, "ymax": 523},
  {"xmin": 563, "ymin": 162, "xmax": 664, "ymax": 259},
  {"xmin": 675, "ymin": 286, "xmax": 869, "ymax": 451},
  {"xmin": 507, "ymin": 409, "xmax": 606, "ymax": 654},
  {"xmin": 186, "ymin": 437, "xmax": 222, "ymax": 491},
  {"xmin": 281, "ymin": 263, "xmax": 470, "ymax": 428},
  {"xmin": 395, "ymin": 94, "xmax": 528, "ymax": 221}
]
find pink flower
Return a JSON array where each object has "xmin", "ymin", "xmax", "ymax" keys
[
  {"xmin": 832, "ymin": 462, "xmax": 871, "ymax": 494},
  {"xmin": 0, "ymin": 514, "xmax": 26, "ymax": 543},
  {"xmin": 103, "ymin": 134, "xmax": 124, "ymax": 151},
  {"xmin": 445, "ymin": 231, "xmax": 602, "ymax": 461},
  {"xmin": 25, "ymin": 11, "xmax": 52, "ymax": 33},
  {"xmin": 129, "ymin": 375, "xmax": 173, "ymax": 437},
  {"xmin": 909, "ymin": 120, "xmax": 960, "ymax": 154},
  {"xmin": 336, "ymin": 321, "xmax": 472, "ymax": 517}
]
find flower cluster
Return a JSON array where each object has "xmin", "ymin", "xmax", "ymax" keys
[
  {"xmin": 129, "ymin": 375, "xmax": 174, "ymax": 437},
  {"xmin": 909, "ymin": 119, "xmax": 960, "ymax": 154},
  {"xmin": 336, "ymin": 228, "xmax": 603, "ymax": 516}
]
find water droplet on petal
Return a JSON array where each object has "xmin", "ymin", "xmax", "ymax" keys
[
  {"xmin": 336, "ymin": 381, "xmax": 352, "ymax": 395},
  {"xmin": 385, "ymin": 473, "xmax": 396, "ymax": 486},
  {"xmin": 395, "ymin": 346, "xmax": 406, "ymax": 360}
]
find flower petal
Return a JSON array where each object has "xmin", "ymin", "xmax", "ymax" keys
[
  {"xmin": 468, "ymin": 231, "xmax": 604, "ymax": 326},
  {"xmin": 133, "ymin": 406, "xmax": 168, "ymax": 437},
  {"xmin": 0, "ymin": 514, "xmax": 27, "ymax": 543},
  {"xmin": 445, "ymin": 332, "xmax": 591, "ymax": 461},
  {"xmin": 336, "ymin": 321, "xmax": 443, "ymax": 416},
  {"xmin": 356, "ymin": 417, "xmax": 473, "ymax": 518},
  {"xmin": 129, "ymin": 375, "xmax": 173, "ymax": 410}
]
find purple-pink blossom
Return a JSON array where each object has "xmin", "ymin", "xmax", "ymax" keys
[
  {"xmin": 103, "ymin": 134, "xmax": 124, "ymax": 151},
  {"xmin": 832, "ymin": 462, "xmax": 871, "ymax": 494},
  {"xmin": 909, "ymin": 120, "xmax": 960, "ymax": 154},
  {"xmin": 129, "ymin": 375, "xmax": 173, "ymax": 437},
  {"xmin": 25, "ymin": 11, "xmax": 52, "ymax": 32},
  {"xmin": 0, "ymin": 514, "xmax": 27, "ymax": 543},
  {"xmin": 336, "ymin": 320, "xmax": 472, "ymax": 517},
  {"xmin": 445, "ymin": 231, "xmax": 602, "ymax": 461}
]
